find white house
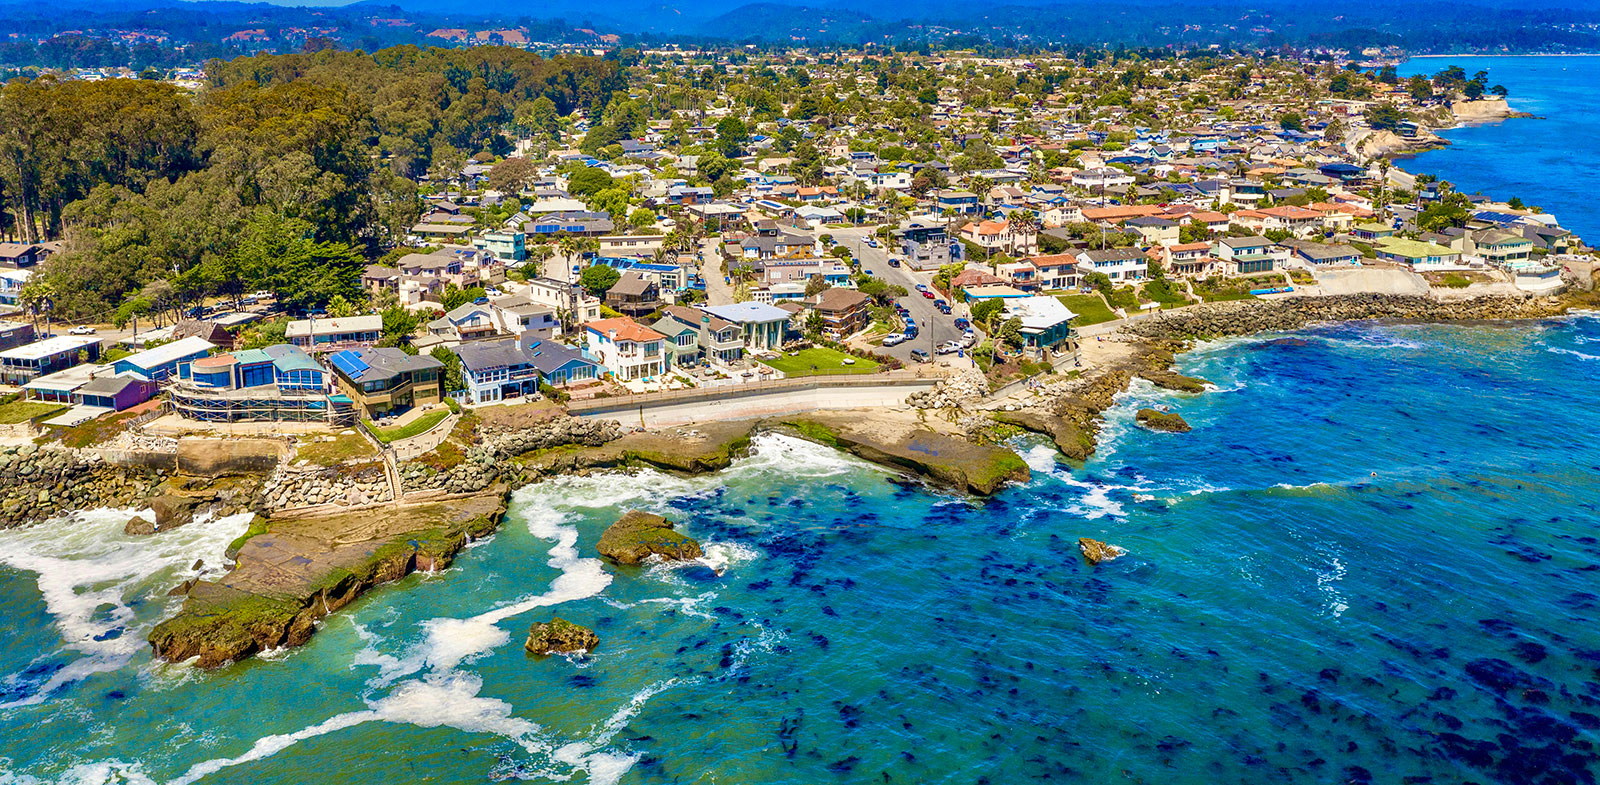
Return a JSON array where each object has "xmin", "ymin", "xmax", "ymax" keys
[
  {"xmin": 583, "ymin": 317, "xmax": 666, "ymax": 381},
  {"xmin": 1075, "ymin": 248, "xmax": 1148, "ymax": 282}
]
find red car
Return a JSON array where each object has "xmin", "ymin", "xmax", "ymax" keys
[{"xmin": 921, "ymin": 289, "xmax": 936, "ymax": 299}]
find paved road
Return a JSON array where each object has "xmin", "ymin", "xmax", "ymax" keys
[{"xmin": 807, "ymin": 225, "xmax": 970, "ymax": 366}]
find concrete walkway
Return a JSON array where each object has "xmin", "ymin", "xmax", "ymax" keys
[{"xmin": 577, "ymin": 382, "xmax": 937, "ymax": 428}]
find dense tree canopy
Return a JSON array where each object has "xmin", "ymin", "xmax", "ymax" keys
[{"xmin": 1, "ymin": 46, "xmax": 619, "ymax": 319}]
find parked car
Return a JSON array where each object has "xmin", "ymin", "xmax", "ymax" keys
[
  {"xmin": 936, "ymin": 340, "xmax": 962, "ymax": 355},
  {"xmin": 887, "ymin": 257, "xmax": 901, "ymax": 267},
  {"xmin": 960, "ymin": 331, "xmax": 976, "ymax": 348},
  {"xmin": 68, "ymin": 325, "xmax": 96, "ymax": 335},
  {"xmin": 921, "ymin": 290, "xmax": 936, "ymax": 299},
  {"xmin": 914, "ymin": 283, "xmax": 929, "ymax": 292},
  {"xmin": 910, "ymin": 349, "xmax": 931, "ymax": 363},
  {"xmin": 953, "ymin": 317, "xmax": 970, "ymax": 330},
  {"xmin": 250, "ymin": 290, "xmax": 273, "ymax": 300},
  {"xmin": 883, "ymin": 333, "xmax": 907, "ymax": 347},
  {"xmin": 865, "ymin": 238, "xmax": 878, "ymax": 248}
]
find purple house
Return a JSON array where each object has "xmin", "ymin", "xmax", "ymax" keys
[{"xmin": 74, "ymin": 375, "xmax": 159, "ymax": 411}]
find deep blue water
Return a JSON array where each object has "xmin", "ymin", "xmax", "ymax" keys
[
  {"xmin": 1, "ymin": 317, "xmax": 1599, "ymax": 783},
  {"xmin": 1400, "ymin": 55, "xmax": 1600, "ymax": 242}
]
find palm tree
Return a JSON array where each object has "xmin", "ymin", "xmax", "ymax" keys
[{"xmin": 1007, "ymin": 210, "xmax": 1039, "ymax": 256}]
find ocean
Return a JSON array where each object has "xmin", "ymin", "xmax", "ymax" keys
[
  {"xmin": 2, "ymin": 316, "xmax": 1599, "ymax": 783},
  {"xmin": 1400, "ymin": 55, "xmax": 1600, "ymax": 242}
]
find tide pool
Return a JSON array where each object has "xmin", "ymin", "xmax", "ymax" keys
[
  {"xmin": 0, "ymin": 316, "xmax": 1598, "ymax": 783},
  {"xmin": 1400, "ymin": 54, "xmax": 1600, "ymax": 241}
]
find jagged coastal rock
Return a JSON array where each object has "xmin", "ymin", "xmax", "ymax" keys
[
  {"xmin": 1128, "ymin": 294, "xmax": 1570, "ymax": 341},
  {"xmin": 597, "ymin": 510, "xmax": 703, "ymax": 565},
  {"xmin": 525, "ymin": 617, "xmax": 599, "ymax": 655},
  {"xmin": 1079, "ymin": 538, "xmax": 1126, "ymax": 565},
  {"xmin": 123, "ymin": 516, "xmax": 157, "ymax": 536},
  {"xmin": 148, "ymin": 493, "xmax": 506, "ymax": 668},
  {"xmin": 1136, "ymin": 408, "xmax": 1192, "ymax": 433}
]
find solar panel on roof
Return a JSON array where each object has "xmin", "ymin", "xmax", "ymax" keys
[{"xmin": 329, "ymin": 351, "xmax": 369, "ymax": 379}]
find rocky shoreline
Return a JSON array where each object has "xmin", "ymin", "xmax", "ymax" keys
[
  {"xmin": 7, "ymin": 290, "xmax": 1586, "ymax": 670},
  {"xmin": 989, "ymin": 291, "xmax": 1594, "ymax": 465}
]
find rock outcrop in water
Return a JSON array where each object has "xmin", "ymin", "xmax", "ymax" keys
[
  {"xmin": 1079, "ymin": 538, "xmax": 1125, "ymax": 565},
  {"xmin": 1136, "ymin": 408, "xmax": 1191, "ymax": 433},
  {"xmin": 598, "ymin": 510, "xmax": 703, "ymax": 565},
  {"xmin": 525, "ymin": 617, "xmax": 599, "ymax": 655},
  {"xmin": 148, "ymin": 493, "xmax": 506, "ymax": 668}
]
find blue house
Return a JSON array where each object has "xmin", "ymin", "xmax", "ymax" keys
[
  {"xmin": 116, "ymin": 336, "xmax": 215, "ymax": 382},
  {"xmin": 455, "ymin": 335, "xmax": 600, "ymax": 404},
  {"xmin": 169, "ymin": 344, "xmax": 348, "ymax": 423}
]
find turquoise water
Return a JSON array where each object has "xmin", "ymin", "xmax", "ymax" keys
[
  {"xmin": 2, "ymin": 317, "xmax": 1600, "ymax": 783},
  {"xmin": 1400, "ymin": 55, "xmax": 1600, "ymax": 242}
]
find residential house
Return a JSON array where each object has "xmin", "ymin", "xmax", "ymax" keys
[
  {"xmin": 961, "ymin": 220, "xmax": 1036, "ymax": 255},
  {"xmin": 525, "ymin": 277, "xmax": 602, "ymax": 326},
  {"xmin": 1467, "ymin": 229, "xmax": 1535, "ymax": 267},
  {"xmin": 287, "ymin": 315, "xmax": 383, "ymax": 353},
  {"xmin": 1373, "ymin": 238, "xmax": 1462, "ymax": 269},
  {"xmin": 931, "ymin": 189, "xmax": 981, "ymax": 216},
  {"xmin": 604, "ymin": 272, "xmax": 662, "ymax": 317},
  {"xmin": 1071, "ymin": 167, "xmax": 1136, "ymax": 190},
  {"xmin": 1284, "ymin": 241, "xmax": 1363, "ymax": 267},
  {"xmin": 698, "ymin": 302, "xmax": 790, "ymax": 353},
  {"xmin": 1076, "ymin": 248, "xmax": 1149, "ymax": 282},
  {"xmin": 1001, "ymin": 296, "xmax": 1078, "ymax": 356},
  {"xmin": 0, "ymin": 335, "xmax": 104, "ymax": 385},
  {"xmin": 653, "ymin": 306, "xmax": 744, "ymax": 364},
  {"xmin": 1023, "ymin": 254, "xmax": 1082, "ymax": 291},
  {"xmin": 583, "ymin": 317, "xmax": 667, "ymax": 380},
  {"xmin": 0, "ymin": 320, "xmax": 36, "ymax": 352},
  {"xmin": 1230, "ymin": 205, "xmax": 1325, "ymax": 236},
  {"xmin": 892, "ymin": 222, "xmax": 957, "ymax": 270},
  {"xmin": 114, "ymin": 335, "xmax": 215, "ymax": 382},
  {"xmin": 598, "ymin": 234, "xmax": 665, "ymax": 258},
  {"xmin": 518, "ymin": 210, "xmax": 615, "ymax": 237},
  {"xmin": 1351, "ymin": 222, "xmax": 1396, "ymax": 242},
  {"xmin": 456, "ymin": 334, "xmax": 601, "ymax": 404},
  {"xmin": 472, "ymin": 229, "xmax": 525, "ymax": 263},
  {"xmin": 809, "ymin": 288, "xmax": 872, "ymax": 338},
  {"xmin": 0, "ymin": 269, "xmax": 30, "ymax": 306},
  {"xmin": 1157, "ymin": 242, "xmax": 1220, "ymax": 278},
  {"xmin": 490, "ymin": 296, "xmax": 559, "ymax": 339},
  {"xmin": 327, "ymin": 347, "xmax": 444, "ymax": 416},
  {"xmin": 1216, "ymin": 236, "xmax": 1289, "ymax": 274},
  {"xmin": 428, "ymin": 302, "xmax": 502, "ymax": 343},
  {"xmin": 168, "ymin": 344, "xmax": 347, "ymax": 423},
  {"xmin": 171, "ymin": 319, "xmax": 236, "ymax": 351},
  {"xmin": 0, "ymin": 243, "xmax": 53, "ymax": 268},
  {"xmin": 74, "ymin": 375, "xmax": 160, "ymax": 412},
  {"xmin": 1125, "ymin": 215, "xmax": 1181, "ymax": 246},
  {"xmin": 730, "ymin": 232, "xmax": 817, "ymax": 261}
]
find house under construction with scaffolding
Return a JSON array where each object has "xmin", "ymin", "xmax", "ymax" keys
[{"xmin": 166, "ymin": 344, "xmax": 356, "ymax": 425}]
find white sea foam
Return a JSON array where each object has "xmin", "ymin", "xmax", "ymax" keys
[
  {"xmin": 0, "ymin": 509, "xmax": 250, "ymax": 709},
  {"xmin": 1548, "ymin": 346, "xmax": 1600, "ymax": 361},
  {"xmin": 1020, "ymin": 444, "xmax": 1060, "ymax": 474}
]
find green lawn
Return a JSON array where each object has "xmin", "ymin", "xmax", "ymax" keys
[
  {"xmin": 0, "ymin": 400, "xmax": 67, "ymax": 425},
  {"xmin": 1057, "ymin": 294, "xmax": 1118, "ymax": 325},
  {"xmin": 365, "ymin": 409, "xmax": 452, "ymax": 444},
  {"xmin": 102, "ymin": 346, "xmax": 133, "ymax": 362},
  {"xmin": 1106, "ymin": 286, "xmax": 1141, "ymax": 311},
  {"xmin": 1141, "ymin": 278, "xmax": 1193, "ymax": 306},
  {"xmin": 296, "ymin": 432, "xmax": 378, "ymax": 466},
  {"xmin": 757, "ymin": 347, "xmax": 881, "ymax": 376}
]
